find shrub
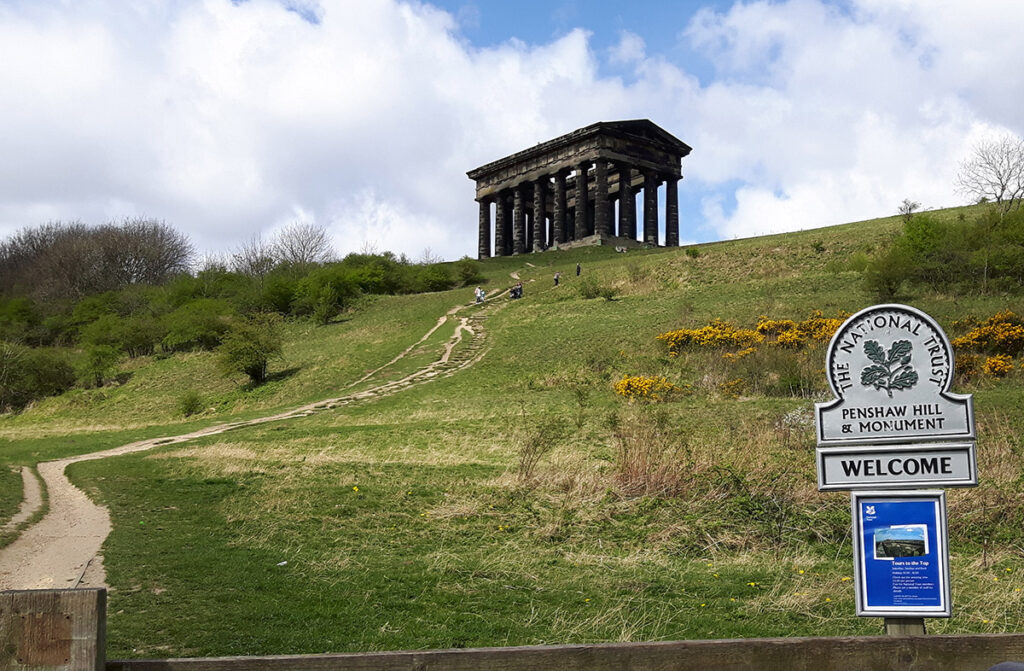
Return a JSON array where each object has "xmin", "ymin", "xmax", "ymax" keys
[
  {"xmin": 178, "ymin": 390, "xmax": 205, "ymax": 417},
  {"xmin": 983, "ymin": 355, "xmax": 1013, "ymax": 377},
  {"xmin": 685, "ymin": 247, "xmax": 701, "ymax": 258},
  {"xmin": 418, "ymin": 264, "xmax": 454, "ymax": 292},
  {"xmin": 217, "ymin": 313, "xmax": 283, "ymax": 385},
  {"xmin": 162, "ymin": 299, "xmax": 235, "ymax": 351},
  {"xmin": 862, "ymin": 246, "xmax": 911, "ymax": 300},
  {"xmin": 452, "ymin": 256, "xmax": 485, "ymax": 287},
  {"xmin": 955, "ymin": 353, "xmax": 982, "ymax": 382},
  {"xmin": 719, "ymin": 377, "xmax": 747, "ymax": 399},
  {"xmin": 77, "ymin": 344, "xmax": 121, "ymax": 388},
  {"xmin": 657, "ymin": 319, "xmax": 764, "ymax": 355},
  {"xmin": 0, "ymin": 343, "xmax": 75, "ymax": 411},
  {"xmin": 951, "ymin": 311, "xmax": 1024, "ymax": 357},
  {"xmin": 613, "ymin": 375, "xmax": 683, "ymax": 401},
  {"xmin": 577, "ymin": 276, "xmax": 602, "ymax": 299}
]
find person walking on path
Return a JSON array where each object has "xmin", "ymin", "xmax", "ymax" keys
[{"xmin": 576, "ymin": 262, "xmax": 581, "ymax": 276}]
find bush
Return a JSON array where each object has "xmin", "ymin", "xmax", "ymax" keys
[
  {"xmin": 293, "ymin": 266, "xmax": 361, "ymax": 319},
  {"xmin": 452, "ymin": 256, "xmax": 485, "ymax": 287},
  {"xmin": 162, "ymin": 299, "xmax": 235, "ymax": 351},
  {"xmin": 217, "ymin": 313, "xmax": 284, "ymax": 385},
  {"xmin": 862, "ymin": 247, "xmax": 911, "ymax": 300},
  {"xmin": 577, "ymin": 276, "xmax": 616, "ymax": 300},
  {"xmin": 685, "ymin": 247, "xmax": 701, "ymax": 258},
  {"xmin": 178, "ymin": 390, "xmax": 205, "ymax": 417},
  {"xmin": 0, "ymin": 343, "xmax": 76, "ymax": 411},
  {"xmin": 418, "ymin": 264, "xmax": 454, "ymax": 292},
  {"xmin": 77, "ymin": 344, "xmax": 121, "ymax": 388}
]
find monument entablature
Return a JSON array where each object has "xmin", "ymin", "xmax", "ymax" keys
[{"xmin": 467, "ymin": 120, "xmax": 692, "ymax": 258}]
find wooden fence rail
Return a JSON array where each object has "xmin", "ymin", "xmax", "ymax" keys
[{"xmin": 4, "ymin": 589, "xmax": 1024, "ymax": 671}]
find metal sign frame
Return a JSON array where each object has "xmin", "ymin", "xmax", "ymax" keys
[
  {"xmin": 817, "ymin": 442, "xmax": 977, "ymax": 491},
  {"xmin": 851, "ymin": 490, "xmax": 951, "ymax": 618}
]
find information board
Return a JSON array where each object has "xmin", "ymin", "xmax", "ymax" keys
[{"xmin": 852, "ymin": 490, "xmax": 950, "ymax": 617}]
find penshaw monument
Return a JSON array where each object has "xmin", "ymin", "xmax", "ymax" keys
[{"xmin": 468, "ymin": 120, "xmax": 692, "ymax": 259}]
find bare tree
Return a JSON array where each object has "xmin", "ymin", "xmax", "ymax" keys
[
  {"xmin": 419, "ymin": 247, "xmax": 442, "ymax": 265},
  {"xmin": 897, "ymin": 198, "xmax": 921, "ymax": 224},
  {"xmin": 955, "ymin": 133, "xmax": 1024, "ymax": 215},
  {"xmin": 0, "ymin": 218, "xmax": 193, "ymax": 299},
  {"xmin": 270, "ymin": 222, "xmax": 333, "ymax": 267},
  {"xmin": 230, "ymin": 235, "xmax": 276, "ymax": 283}
]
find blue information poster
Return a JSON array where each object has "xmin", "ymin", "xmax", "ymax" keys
[{"xmin": 852, "ymin": 490, "xmax": 951, "ymax": 617}]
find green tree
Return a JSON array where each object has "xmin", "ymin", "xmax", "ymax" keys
[
  {"xmin": 78, "ymin": 344, "xmax": 121, "ymax": 388},
  {"xmin": 217, "ymin": 313, "xmax": 283, "ymax": 385}
]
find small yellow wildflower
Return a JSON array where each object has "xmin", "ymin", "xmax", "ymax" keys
[
  {"xmin": 713, "ymin": 573, "xmax": 719, "ymax": 578},
  {"xmin": 352, "ymin": 486, "xmax": 359, "ymax": 492},
  {"xmin": 825, "ymin": 598, "xmax": 832, "ymax": 602},
  {"xmin": 700, "ymin": 603, "xmax": 706, "ymax": 608},
  {"xmin": 798, "ymin": 569, "xmax": 805, "ymax": 574},
  {"xmin": 841, "ymin": 576, "xmax": 852, "ymax": 582},
  {"xmin": 584, "ymin": 598, "xmax": 591, "ymax": 603}
]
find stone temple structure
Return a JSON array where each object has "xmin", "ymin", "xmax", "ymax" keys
[{"xmin": 468, "ymin": 120, "xmax": 692, "ymax": 259}]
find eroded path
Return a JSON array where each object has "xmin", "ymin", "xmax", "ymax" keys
[{"xmin": 0, "ymin": 297, "xmax": 503, "ymax": 591}]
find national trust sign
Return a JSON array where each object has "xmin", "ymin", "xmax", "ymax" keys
[
  {"xmin": 815, "ymin": 304, "xmax": 977, "ymax": 491},
  {"xmin": 817, "ymin": 304, "xmax": 973, "ymax": 446}
]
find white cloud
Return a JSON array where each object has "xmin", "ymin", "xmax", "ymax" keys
[
  {"xmin": 609, "ymin": 31, "xmax": 645, "ymax": 65},
  {"xmin": 0, "ymin": 0, "xmax": 1022, "ymax": 259}
]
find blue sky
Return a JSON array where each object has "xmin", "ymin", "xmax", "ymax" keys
[{"xmin": 1, "ymin": 0, "xmax": 1022, "ymax": 260}]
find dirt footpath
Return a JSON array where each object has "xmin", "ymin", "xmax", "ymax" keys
[{"xmin": 0, "ymin": 299, "xmax": 499, "ymax": 591}]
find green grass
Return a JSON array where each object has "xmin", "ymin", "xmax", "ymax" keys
[{"xmin": 5, "ymin": 204, "xmax": 1024, "ymax": 657}]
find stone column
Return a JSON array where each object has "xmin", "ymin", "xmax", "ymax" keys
[
  {"xmin": 513, "ymin": 183, "xmax": 527, "ymax": 255},
  {"xmin": 618, "ymin": 163, "xmax": 636, "ymax": 240},
  {"xmin": 532, "ymin": 175, "xmax": 547, "ymax": 252},
  {"xmin": 666, "ymin": 176, "xmax": 680, "ymax": 247},
  {"xmin": 477, "ymin": 198, "xmax": 491, "ymax": 259},
  {"xmin": 494, "ymin": 193, "xmax": 507, "ymax": 256},
  {"xmin": 553, "ymin": 169, "xmax": 567, "ymax": 245},
  {"xmin": 574, "ymin": 162, "xmax": 589, "ymax": 240},
  {"xmin": 502, "ymin": 195, "xmax": 514, "ymax": 255},
  {"xmin": 594, "ymin": 160, "xmax": 610, "ymax": 237},
  {"xmin": 643, "ymin": 170, "xmax": 659, "ymax": 246}
]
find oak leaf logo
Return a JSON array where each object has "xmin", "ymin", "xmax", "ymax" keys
[{"xmin": 860, "ymin": 339, "xmax": 918, "ymax": 398}]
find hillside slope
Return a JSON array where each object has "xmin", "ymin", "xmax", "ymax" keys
[{"xmin": 2, "ymin": 205, "xmax": 1024, "ymax": 657}]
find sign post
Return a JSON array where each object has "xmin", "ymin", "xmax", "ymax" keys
[{"xmin": 814, "ymin": 304, "xmax": 975, "ymax": 635}]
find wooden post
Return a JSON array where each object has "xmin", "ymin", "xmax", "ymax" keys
[
  {"xmin": 885, "ymin": 617, "xmax": 926, "ymax": 635},
  {"xmin": 0, "ymin": 589, "xmax": 106, "ymax": 671}
]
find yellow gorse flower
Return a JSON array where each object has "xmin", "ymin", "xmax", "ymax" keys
[{"xmin": 613, "ymin": 375, "xmax": 681, "ymax": 401}]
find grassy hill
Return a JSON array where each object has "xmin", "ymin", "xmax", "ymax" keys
[{"xmin": 2, "ymin": 204, "xmax": 1024, "ymax": 657}]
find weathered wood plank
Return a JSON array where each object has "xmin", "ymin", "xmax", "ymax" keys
[
  {"xmin": 1, "ymin": 588, "xmax": 106, "ymax": 671},
  {"xmin": 107, "ymin": 634, "xmax": 1024, "ymax": 671}
]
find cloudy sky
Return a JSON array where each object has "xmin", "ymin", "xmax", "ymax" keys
[{"xmin": 1, "ymin": 0, "xmax": 1022, "ymax": 261}]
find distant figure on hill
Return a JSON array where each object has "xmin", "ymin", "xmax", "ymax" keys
[
  {"xmin": 576, "ymin": 262, "xmax": 581, "ymax": 276},
  {"xmin": 510, "ymin": 281, "xmax": 523, "ymax": 299},
  {"xmin": 474, "ymin": 287, "xmax": 483, "ymax": 303},
  {"xmin": 554, "ymin": 271, "xmax": 560, "ymax": 286}
]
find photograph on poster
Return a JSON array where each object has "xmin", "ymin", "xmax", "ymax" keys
[
  {"xmin": 852, "ymin": 490, "xmax": 950, "ymax": 617},
  {"xmin": 874, "ymin": 524, "xmax": 928, "ymax": 560}
]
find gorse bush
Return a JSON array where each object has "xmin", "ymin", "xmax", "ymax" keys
[{"xmin": 613, "ymin": 375, "xmax": 684, "ymax": 401}]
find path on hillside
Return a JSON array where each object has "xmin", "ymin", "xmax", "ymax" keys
[{"xmin": 0, "ymin": 296, "xmax": 506, "ymax": 591}]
